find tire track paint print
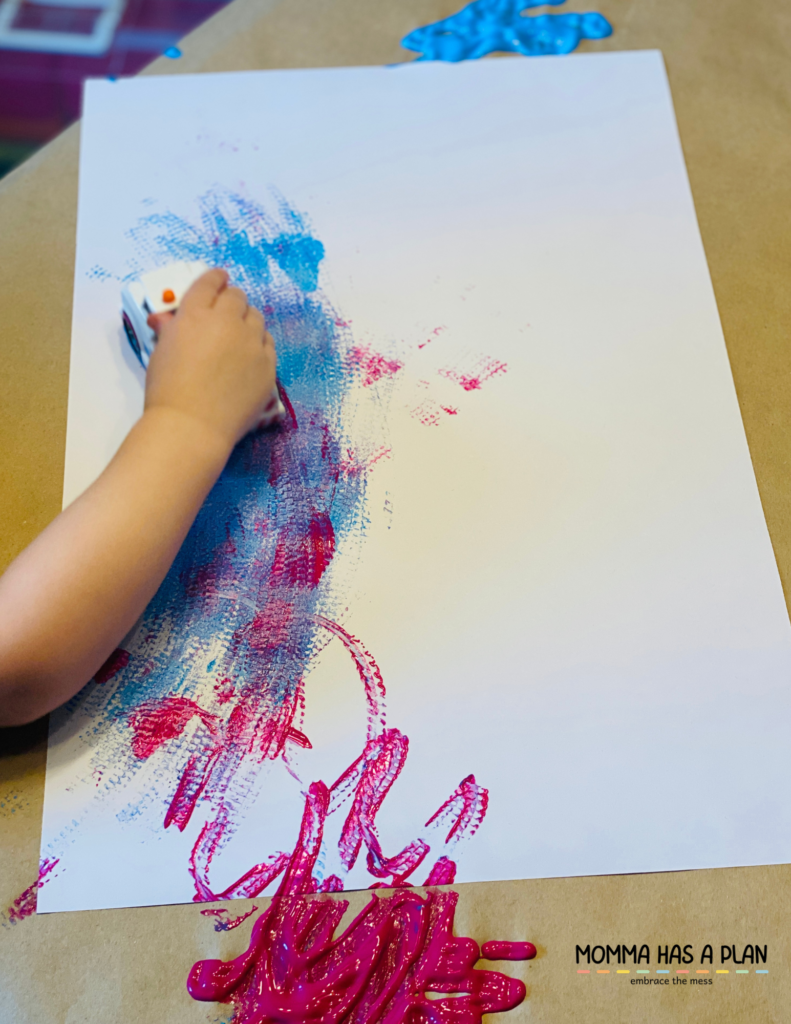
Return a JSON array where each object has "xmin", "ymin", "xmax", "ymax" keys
[{"xmin": 40, "ymin": 189, "xmax": 492, "ymax": 904}]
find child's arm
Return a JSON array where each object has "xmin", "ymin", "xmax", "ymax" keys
[{"xmin": 0, "ymin": 269, "xmax": 275, "ymax": 727}]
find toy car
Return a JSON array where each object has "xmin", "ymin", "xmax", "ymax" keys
[{"xmin": 121, "ymin": 260, "xmax": 285, "ymax": 427}]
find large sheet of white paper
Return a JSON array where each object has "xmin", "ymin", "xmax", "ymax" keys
[{"xmin": 39, "ymin": 52, "xmax": 791, "ymax": 914}]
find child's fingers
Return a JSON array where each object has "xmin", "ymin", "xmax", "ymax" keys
[
  {"xmin": 216, "ymin": 285, "xmax": 248, "ymax": 316},
  {"xmin": 181, "ymin": 268, "xmax": 229, "ymax": 310}
]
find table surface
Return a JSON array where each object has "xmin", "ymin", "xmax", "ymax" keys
[{"xmin": 2, "ymin": 1, "xmax": 791, "ymax": 1021}]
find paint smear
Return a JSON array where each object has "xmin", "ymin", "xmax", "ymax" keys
[
  {"xmin": 188, "ymin": 782, "xmax": 532, "ymax": 1022},
  {"xmin": 5, "ymin": 858, "xmax": 59, "ymax": 924},
  {"xmin": 402, "ymin": 0, "xmax": 612, "ymax": 62}
]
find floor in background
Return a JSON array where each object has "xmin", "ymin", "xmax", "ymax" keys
[{"xmin": 0, "ymin": 0, "xmax": 230, "ymax": 177}]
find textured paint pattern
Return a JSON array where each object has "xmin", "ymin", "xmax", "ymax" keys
[
  {"xmin": 46, "ymin": 189, "xmax": 496, "ymax": 902},
  {"xmin": 401, "ymin": 0, "xmax": 612, "ymax": 62},
  {"xmin": 188, "ymin": 782, "xmax": 534, "ymax": 1022},
  {"xmin": 4, "ymin": 859, "xmax": 59, "ymax": 924}
]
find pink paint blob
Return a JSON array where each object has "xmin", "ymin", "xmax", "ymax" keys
[{"xmin": 188, "ymin": 784, "xmax": 528, "ymax": 1023}]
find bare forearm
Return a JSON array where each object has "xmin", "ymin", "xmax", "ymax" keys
[{"xmin": 0, "ymin": 408, "xmax": 231, "ymax": 725}]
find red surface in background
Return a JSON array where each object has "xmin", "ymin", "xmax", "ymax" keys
[{"xmin": 0, "ymin": 0, "xmax": 229, "ymax": 145}]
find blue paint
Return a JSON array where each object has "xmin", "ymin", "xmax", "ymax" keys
[
  {"xmin": 163, "ymin": 45, "xmax": 182, "ymax": 59},
  {"xmin": 401, "ymin": 0, "xmax": 612, "ymax": 62}
]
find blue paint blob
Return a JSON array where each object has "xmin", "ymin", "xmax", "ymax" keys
[
  {"xmin": 401, "ymin": 0, "xmax": 612, "ymax": 62},
  {"xmin": 164, "ymin": 45, "xmax": 182, "ymax": 59}
]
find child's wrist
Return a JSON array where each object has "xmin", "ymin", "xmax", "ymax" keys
[{"xmin": 138, "ymin": 405, "xmax": 235, "ymax": 472}]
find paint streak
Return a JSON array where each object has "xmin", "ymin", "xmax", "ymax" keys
[
  {"xmin": 402, "ymin": 0, "xmax": 612, "ymax": 62},
  {"xmin": 425, "ymin": 774, "xmax": 488, "ymax": 844},
  {"xmin": 440, "ymin": 356, "xmax": 508, "ymax": 392},
  {"xmin": 188, "ymin": 785, "xmax": 528, "ymax": 1023},
  {"xmin": 202, "ymin": 905, "xmax": 260, "ymax": 932},
  {"xmin": 6, "ymin": 858, "xmax": 59, "ymax": 923},
  {"xmin": 46, "ymin": 188, "xmax": 489, "ymax": 909}
]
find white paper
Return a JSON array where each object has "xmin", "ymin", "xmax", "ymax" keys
[{"xmin": 39, "ymin": 53, "xmax": 791, "ymax": 914}]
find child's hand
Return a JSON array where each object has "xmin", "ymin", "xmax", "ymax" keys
[{"xmin": 144, "ymin": 268, "xmax": 277, "ymax": 451}]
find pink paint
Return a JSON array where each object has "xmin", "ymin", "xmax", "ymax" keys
[
  {"xmin": 423, "ymin": 856, "xmax": 457, "ymax": 886},
  {"xmin": 411, "ymin": 399, "xmax": 460, "ymax": 426},
  {"xmin": 270, "ymin": 512, "xmax": 336, "ymax": 589},
  {"xmin": 129, "ymin": 697, "xmax": 225, "ymax": 832},
  {"xmin": 201, "ymin": 905, "xmax": 260, "ymax": 932},
  {"xmin": 127, "ymin": 609, "xmax": 487, "ymax": 900},
  {"xmin": 214, "ymin": 679, "xmax": 236, "ymax": 704},
  {"xmin": 481, "ymin": 941, "xmax": 537, "ymax": 962},
  {"xmin": 6, "ymin": 858, "xmax": 59, "ymax": 923},
  {"xmin": 129, "ymin": 696, "xmax": 220, "ymax": 760},
  {"xmin": 425, "ymin": 774, "xmax": 488, "ymax": 844},
  {"xmin": 349, "ymin": 344, "xmax": 404, "ymax": 387},
  {"xmin": 440, "ymin": 357, "xmax": 508, "ymax": 391},
  {"xmin": 313, "ymin": 617, "xmax": 386, "ymax": 741},
  {"xmin": 127, "ymin": 613, "xmax": 488, "ymax": 899},
  {"xmin": 188, "ymin": 787, "xmax": 528, "ymax": 1023},
  {"xmin": 418, "ymin": 325, "xmax": 446, "ymax": 349},
  {"xmin": 190, "ymin": 811, "xmax": 291, "ymax": 903},
  {"xmin": 94, "ymin": 648, "xmax": 130, "ymax": 684},
  {"xmin": 330, "ymin": 729, "xmax": 429, "ymax": 886},
  {"xmin": 411, "ymin": 400, "xmax": 442, "ymax": 427},
  {"xmin": 339, "ymin": 445, "xmax": 392, "ymax": 478}
]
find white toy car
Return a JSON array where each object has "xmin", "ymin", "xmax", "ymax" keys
[{"xmin": 121, "ymin": 260, "xmax": 285, "ymax": 427}]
